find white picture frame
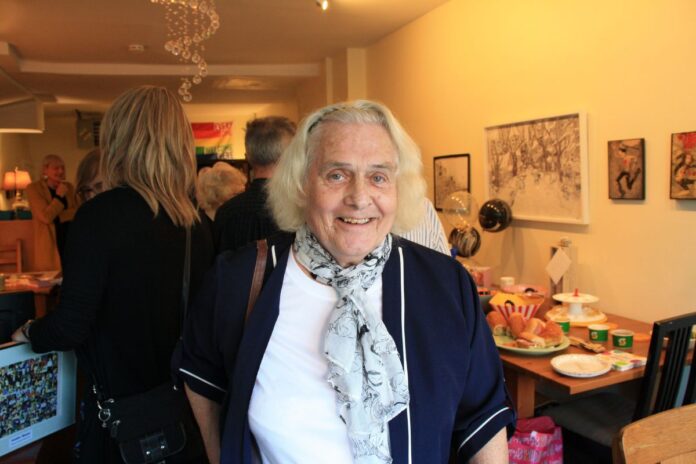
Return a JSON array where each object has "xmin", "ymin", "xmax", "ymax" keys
[{"xmin": 484, "ymin": 112, "xmax": 589, "ymax": 224}]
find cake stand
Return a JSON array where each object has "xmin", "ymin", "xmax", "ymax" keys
[{"xmin": 545, "ymin": 291, "xmax": 607, "ymax": 326}]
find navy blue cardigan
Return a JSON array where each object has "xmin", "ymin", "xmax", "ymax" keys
[{"xmin": 180, "ymin": 233, "xmax": 515, "ymax": 463}]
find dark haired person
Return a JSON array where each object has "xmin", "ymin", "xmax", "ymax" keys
[{"xmin": 214, "ymin": 116, "xmax": 296, "ymax": 252}]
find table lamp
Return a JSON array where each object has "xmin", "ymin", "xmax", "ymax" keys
[{"xmin": 2, "ymin": 167, "xmax": 32, "ymax": 211}]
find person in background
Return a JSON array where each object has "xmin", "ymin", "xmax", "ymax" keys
[
  {"xmin": 213, "ymin": 116, "xmax": 296, "ymax": 252},
  {"xmin": 180, "ymin": 100, "xmax": 514, "ymax": 464},
  {"xmin": 75, "ymin": 148, "xmax": 103, "ymax": 206},
  {"xmin": 13, "ymin": 86, "xmax": 214, "ymax": 463},
  {"xmin": 25, "ymin": 154, "xmax": 78, "ymax": 270},
  {"xmin": 400, "ymin": 197, "xmax": 450, "ymax": 254},
  {"xmin": 196, "ymin": 162, "xmax": 247, "ymax": 221}
]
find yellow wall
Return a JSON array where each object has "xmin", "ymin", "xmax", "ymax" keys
[{"xmin": 366, "ymin": 0, "xmax": 696, "ymax": 323}]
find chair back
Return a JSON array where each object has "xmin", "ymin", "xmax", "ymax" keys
[
  {"xmin": 0, "ymin": 239, "xmax": 23, "ymax": 273},
  {"xmin": 613, "ymin": 403, "xmax": 696, "ymax": 464},
  {"xmin": 634, "ymin": 312, "xmax": 696, "ymax": 421}
]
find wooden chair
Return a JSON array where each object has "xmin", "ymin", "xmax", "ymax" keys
[
  {"xmin": 0, "ymin": 239, "xmax": 23, "ymax": 273},
  {"xmin": 544, "ymin": 312, "xmax": 696, "ymax": 450},
  {"xmin": 612, "ymin": 403, "xmax": 696, "ymax": 464}
]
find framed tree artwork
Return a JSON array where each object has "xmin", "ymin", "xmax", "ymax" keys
[
  {"xmin": 608, "ymin": 138, "xmax": 645, "ymax": 200},
  {"xmin": 670, "ymin": 131, "xmax": 696, "ymax": 199},
  {"xmin": 484, "ymin": 112, "xmax": 589, "ymax": 224},
  {"xmin": 433, "ymin": 154, "xmax": 470, "ymax": 211}
]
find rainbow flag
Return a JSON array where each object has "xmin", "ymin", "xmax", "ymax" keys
[{"xmin": 192, "ymin": 122, "xmax": 233, "ymax": 158}]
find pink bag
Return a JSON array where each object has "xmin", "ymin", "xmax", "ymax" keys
[{"xmin": 508, "ymin": 416, "xmax": 563, "ymax": 464}]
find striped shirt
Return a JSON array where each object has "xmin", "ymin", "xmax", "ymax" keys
[{"xmin": 400, "ymin": 198, "xmax": 450, "ymax": 255}]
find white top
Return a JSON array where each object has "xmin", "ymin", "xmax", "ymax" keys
[
  {"xmin": 248, "ymin": 249, "xmax": 384, "ymax": 464},
  {"xmin": 400, "ymin": 198, "xmax": 450, "ymax": 255}
]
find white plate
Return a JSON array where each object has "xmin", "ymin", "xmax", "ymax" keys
[
  {"xmin": 551, "ymin": 354, "xmax": 612, "ymax": 378},
  {"xmin": 494, "ymin": 335, "xmax": 570, "ymax": 356}
]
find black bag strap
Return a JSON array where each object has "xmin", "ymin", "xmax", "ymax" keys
[{"xmin": 245, "ymin": 239, "xmax": 267, "ymax": 322}]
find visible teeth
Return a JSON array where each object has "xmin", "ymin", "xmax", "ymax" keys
[{"xmin": 341, "ymin": 217, "xmax": 370, "ymax": 224}]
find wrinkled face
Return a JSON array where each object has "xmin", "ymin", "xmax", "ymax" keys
[
  {"xmin": 303, "ymin": 122, "xmax": 398, "ymax": 267},
  {"xmin": 43, "ymin": 160, "xmax": 66, "ymax": 186}
]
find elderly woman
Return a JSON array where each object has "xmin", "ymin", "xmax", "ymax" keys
[
  {"xmin": 196, "ymin": 162, "xmax": 247, "ymax": 220},
  {"xmin": 14, "ymin": 86, "xmax": 214, "ymax": 463},
  {"xmin": 25, "ymin": 153, "xmax": 78, "ymax": 270},
  {"xmin": 179, "ymin": 100, "xmax": 515, "ymax": 464}
]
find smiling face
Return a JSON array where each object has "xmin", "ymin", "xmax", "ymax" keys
[
  {"xmin": 43, "ymin": 159, "xmax": 66, "ymax": 187},
  {"xmin": 303, "ymin": 122, "xmax": 398, "ymax": 267}
]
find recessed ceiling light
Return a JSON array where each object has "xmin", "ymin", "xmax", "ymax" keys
[
  {"xmin": 128, "ymin": 44, "xmax": 147, "ymax": 53},
  {"xmin": 315, "ymin": 0, "xmax": 329, "ymax": 11}
]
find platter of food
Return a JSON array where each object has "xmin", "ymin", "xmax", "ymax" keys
[
  {"xmin": 551, "ymin": 354, "xmax": 612, "ymax": 378},
  {"xmin": 487, "ymin": 311, "xmax": 568, "ymax": 355},
  {"xmin": 494, "ymin": 334, "xmax": 570, "ymax": 355}
]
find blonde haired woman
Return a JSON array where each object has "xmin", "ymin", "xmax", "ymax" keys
[
  {"xmin": 181, "ymin": 100, "xmax": 513, "ymax": 464},
  {"xmin": 14, "ymin": 86, "xmax": 214, "ymax": 463},
  {"xmin": 25, "ymin": 153, "xmax": 78, "ymax": 270},
  {"xmin": 196, "ymin": 162, "xmax": 247, "ymax": 220}
]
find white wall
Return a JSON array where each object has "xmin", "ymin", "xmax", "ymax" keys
[{"xmin": 366, "ymin": 0, "xmax": 696, "ymax": 323}]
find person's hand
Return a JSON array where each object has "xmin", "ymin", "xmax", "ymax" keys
[
  {"xmin": 11, "ymin": 326, "xmax": 29, "ymax": 343},
  {"xmin": 56, "ymin": 182, "xmax": 68, "ymax": 197}
]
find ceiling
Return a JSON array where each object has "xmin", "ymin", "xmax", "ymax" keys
[{"xmin": 0, "ymin": 0, "xmax": 448, "ymax": 116}]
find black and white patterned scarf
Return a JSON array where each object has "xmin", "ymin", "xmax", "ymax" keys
[{"xmin": 293, "ymin": 225, "xmax": 409, "ymax": 464}]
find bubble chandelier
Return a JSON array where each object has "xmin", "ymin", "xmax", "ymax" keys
[{"xmin": 151, "ymin": 0, "xmax": 220, "ymax": 102}]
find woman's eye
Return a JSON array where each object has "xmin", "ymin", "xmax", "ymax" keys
[
  {"xmin": 372, "ymin": 174, "xmax": 388, "ymax": 184},
  {"xmin": 327, "ymin": 172, "xmax": 345, "ymax": 182}
]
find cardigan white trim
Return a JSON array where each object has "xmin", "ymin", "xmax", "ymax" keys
[
  {"xmin": 179, "ymin": 367, "xmax": 227, "ymax": 393},
  {"xmin": 398, "ymin": 247, "xmax": 413, "ymax": 464},
  {"xmin": 457, "ymin": 406, "xmax": 510, "ymax": 453}
]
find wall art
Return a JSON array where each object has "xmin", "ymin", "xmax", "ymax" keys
[
  {"xmin": 484, "ymin": 113, "xmax": 589, "ymax": 224},
  {"xmin": 433, "ymin": 154, "xmax": 470, "ymax": 211},
  {"xmin": 670, "ymin": 131, "xmax": 696, "ymax": 199},
  {"xmin": 608, "ymin": 138, "xmax": 645, "ymax": 200}
]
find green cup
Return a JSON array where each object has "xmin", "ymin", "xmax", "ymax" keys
[
  {"xmin": 588, "ymin": 324, "xmax": 609, "ymax": 342},
  {"xmin": 557, "ymin": 318, "xmax": 570, "ymax": 334},
  {"xmin": 611, "ymin": 329, "xmax": 634, "ymax": 349}
]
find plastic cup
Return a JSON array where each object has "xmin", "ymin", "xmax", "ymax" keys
[
  {"xmin": 557, "ymin": 318, "xmax": 570, "ymax": 334},
  {"xmin": 588, "ymin": 324, "xmax": 609, "ymax": 342},
  {"xmin": 611, "ymin": 329, "xmax": 634, "ymax": 349}
]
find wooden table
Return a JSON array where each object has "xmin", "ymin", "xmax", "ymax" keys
[{"xmin": 499, "ymin": 312, "xmax": 653, "ymax": 418}]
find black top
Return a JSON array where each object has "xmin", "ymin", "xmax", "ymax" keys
[
  {"xmin": 29, "ymin": 187, "xmax": 215, "ymax": 398},
  {"xmin": 48, "ymin": 186, "xmax": 70, "ymax": 260},
  {"xmin": 213, "ymin": 178, "xmax": 279, "ymax": 253}
]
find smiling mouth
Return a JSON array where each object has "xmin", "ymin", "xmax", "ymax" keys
[{"xmin": 339, "ymin": 217, "xmax": 372, "ymax": 225}]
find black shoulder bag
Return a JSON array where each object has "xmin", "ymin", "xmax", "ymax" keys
[{"xmin": 91, "ymin": 228, "xmax": 201, "ymax": 464}]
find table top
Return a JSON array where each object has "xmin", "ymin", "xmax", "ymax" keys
[{"xmin": 497, "ymin": 312, "xmax": 653, "ymax": 395}]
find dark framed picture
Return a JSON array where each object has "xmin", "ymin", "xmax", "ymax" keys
[
  {"xmin": 434, "ymin": 154, "xmax": 470, "ymax": 211},
  {"xmin": 670, "ymin": 131, "xmax": 696, "ymax": 199},
  {"xmin": 608, "ymin": 138, "xmax": 645, "ymax": 200}
]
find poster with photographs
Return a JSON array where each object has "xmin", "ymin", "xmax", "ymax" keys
[{"xmin": 608, "ymin": 138, "xmax": 645, "ymax": 200}]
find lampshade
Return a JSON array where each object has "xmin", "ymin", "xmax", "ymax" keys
[
  {"xmin": 15, "ymin": 170, "xmax": 31, "ymax": 189},
  {"xmin": 2, "ymin": 168, "xmax": 31, "ymax": 190}
]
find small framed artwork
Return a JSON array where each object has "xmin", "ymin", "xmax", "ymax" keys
[
  {"xmin": 484, "ymin": 112, "xmax": 589, "ymax": 224},
  {"xmin": 670, "ymin": 131, "xmax": 696, "ymax": 199},
  {"xmin": 608, "ymin": 138, "xmax": 645, "ymax": 200},
  {"xmin": 433, "ymin": 154, "xmax": 470, "ymax": 211}
]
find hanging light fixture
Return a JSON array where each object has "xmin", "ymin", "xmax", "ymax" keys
[{"xmin": 151, "ymin": 0, "xmax": 220, "ymax": 102}]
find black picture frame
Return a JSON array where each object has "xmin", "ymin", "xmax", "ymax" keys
[
  {"xmin": 608, "ymin": 138, "xmax": 645, "ymax": 200},
  {"xmin": 433, "ymin": 154, "xmax": 470, "ymax": 211}
]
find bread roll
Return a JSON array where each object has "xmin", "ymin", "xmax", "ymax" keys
[
  {"xmin": 540, "ymin": 320, "xmax": 564, "ymax": 346},
  {"xmin": 517, "ymin": 331, "xmax": 545, "ymax": 348},
  {"xmin": 486, "ymin": 311, "xmax": 509, "ymax": 336},
  {"xmin": 509, "ymin": 313, "xmax": 526, "ymax": 338},
  {"xmin": 523, "ymin": 317, "xmax": 546, "ymax": 335}
]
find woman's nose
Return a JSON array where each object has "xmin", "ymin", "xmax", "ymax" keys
[{"xmin": 346, "ymin": 179, "xmax": 371, "ymax": 209}]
